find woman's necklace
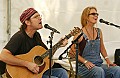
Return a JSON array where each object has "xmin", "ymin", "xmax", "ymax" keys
[
  {"xmin": 85, "ymin": 27, "xmax": 94, "ymax": 40},
  {"xmin": 85, "ymin": 27, "xmax": 95, "ymax": 47}
]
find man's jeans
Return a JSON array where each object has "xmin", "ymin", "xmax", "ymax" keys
[{"xmin": 42, "ymin": 68, "xmax": 68, "ymax": 78}]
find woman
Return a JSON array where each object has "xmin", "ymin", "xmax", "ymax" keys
[{"xmin": 69, "ymin": 6, "xmax": 120, "ymax": 78}]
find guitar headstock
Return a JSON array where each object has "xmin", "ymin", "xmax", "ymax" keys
[
  {"xmin": 54, "ymin": 27, "xmax": 81, "ymax": 48},
  {"xmin": 70, "ymin": 27, "xmax": 81, "ymax": 36}
]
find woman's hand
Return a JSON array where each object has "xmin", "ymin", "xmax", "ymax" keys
[
  {"xmin": 106, "ymin": 59, "xmax": 117, "ymax": 67},
  {"xmin": 84, "ymin": 61, "xmax": 95, "ymax": 69}
]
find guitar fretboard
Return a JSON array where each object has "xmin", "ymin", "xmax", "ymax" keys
[{"xmin": 41, "ymin": 33, "xmax": 72, "ymax": 59}]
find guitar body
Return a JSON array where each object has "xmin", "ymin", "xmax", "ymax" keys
[{"xmin": 6, "ymin": 46, "xmax": 51, "ymax": 78}]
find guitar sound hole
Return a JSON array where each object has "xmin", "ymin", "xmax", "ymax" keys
[{"xmin": 34, "ymin": 56, "xmax": 44, "ymax": 66}]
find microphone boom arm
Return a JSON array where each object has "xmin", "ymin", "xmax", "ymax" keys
[
  {"xmin": 99, "ymin": 19, "xmax": 120, "ymax": 29},
  {"xmin": 110, "ymin": 23, "xmax": 120, "ymax": 29},
  {"xmin": 59, "ymin": 33, "xmax": 83, "ymax": 60}
]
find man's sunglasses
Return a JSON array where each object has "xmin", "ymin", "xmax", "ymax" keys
[{"xmin": 89, "ymin": 13, "xmax": 99, "ymax": 16}]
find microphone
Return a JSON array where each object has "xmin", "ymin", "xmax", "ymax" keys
[
  {"xmin": 99, "ymin": 19, "xmax": 110, "ymax": 25},
  {"xmin": 99, "ymin": 19, "xmax": 120, "ymax": 29},
  {"xmin": 44, "ymin": 24, "xmax": 60, "ymax": 34}
]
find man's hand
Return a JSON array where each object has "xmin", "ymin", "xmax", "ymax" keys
[{"xmin": 25, "ymin": 61, "xmax": 39, "ymax": 74}]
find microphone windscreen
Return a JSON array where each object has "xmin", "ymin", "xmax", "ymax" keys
[
  {"xmin": 44, "ymin": 24, "xmax": 49, "ymax": 28},
  {"xmin": 99, "ymin": 19, "xmax": 104, "ymax": 23}
]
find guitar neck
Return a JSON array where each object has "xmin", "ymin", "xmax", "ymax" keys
[
  {"xmin": 41, "ymin": 33, "xmax": 72, "ymax": 59},
  {"xmin": 52, "ymin": 33, "xmax": 72, "ymax": 53}
]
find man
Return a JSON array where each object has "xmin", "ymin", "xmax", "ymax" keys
[{"xmin": 0, "ymin": 8, "xmax": 68, "ymax": 78}]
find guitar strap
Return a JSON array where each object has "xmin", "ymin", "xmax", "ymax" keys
[
  {"xmin": 35, "ymin": 32, "xmax": 48, "ymax": 50},
  {"xmin": 0, "ymin": 61, "xmax": 6, "ymax": 75}
]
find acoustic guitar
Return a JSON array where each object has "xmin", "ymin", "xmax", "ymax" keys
[{"xmin": 6, "ymin": 27, "xmax": 81, "ymax": 78}]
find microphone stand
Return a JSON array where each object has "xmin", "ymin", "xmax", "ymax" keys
[
  {"xmin": 73, "ymin": 33, "xmax": 83, "ymax": 78},
  {"xmin": 59, "ymin": 33, "xmax": 83, "ymax": 78},
  {"xmin": 47, "ymin": 31, "xmax": 54, "ymax": 78},
  {"xmin": 74, "ymin": 40, "xmax": 79, "ymax": 78}
]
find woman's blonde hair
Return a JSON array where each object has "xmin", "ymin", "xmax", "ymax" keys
[{"xmin": 81, "ymin": 6, "xmax": 97, "ymax": 28}]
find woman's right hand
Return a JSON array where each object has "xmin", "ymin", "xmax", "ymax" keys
[{"xmin": 84, "ymin": 61, "xmax": 95, "ymax": 69}]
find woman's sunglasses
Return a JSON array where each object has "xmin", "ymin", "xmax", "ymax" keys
[{"xmin": 89, "ymin": 13, "xmax": 99, "ymax": 16}]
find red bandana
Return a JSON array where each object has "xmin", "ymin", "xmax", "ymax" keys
[{"xmin": 20, "ymin": 8, "xmax": 37, "ymax": 24}]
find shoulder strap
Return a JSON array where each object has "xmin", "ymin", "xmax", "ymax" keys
[
  {"xmin": 35, "ymin": 32, "xmax": 48, "ymax": 50},
  {"xmin": 0, "ymin": 61, "xmax": 6, "ymax": 75},
  {"xmin": 81, "ymin": 30, "xmax": 88, "ymax": 41}
]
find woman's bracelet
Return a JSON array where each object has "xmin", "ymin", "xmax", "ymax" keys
[
  {"xmin": 104, "ymin": 56, "xmax": 109, "ymax": 60},
  {"xmin": 83, "ymin": 60, "xmax": 88, "ymax": 64}
]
